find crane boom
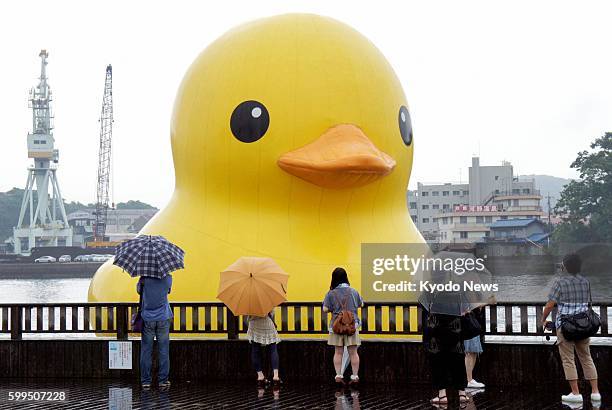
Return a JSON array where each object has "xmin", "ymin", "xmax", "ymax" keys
[{"xmin": 93, "ymin": 64, "xmax": 113, "ymax": 242}]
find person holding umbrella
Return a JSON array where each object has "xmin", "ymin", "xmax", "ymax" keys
[
  {"xmin": 217, "ymin": 257, "xmax": 289, "ymax": 386},
  {"xmin": 421, "ymin": 290, "xmax": 469, "ymax": 405},
  {"xmin": 113, "ymin": 235, "xmax": 185, "ymax": 390},
  {"xmin": 419, "ymin": 252, "xmax": 495, "ymax": 405},
  {"xmin": 247, "ymin": 311, "xmax": 281, "ymax": 386}
]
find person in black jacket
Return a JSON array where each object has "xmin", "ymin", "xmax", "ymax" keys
[{"xmin": 423, "ymin": 308, "xmax": 469, "ymax": 405}]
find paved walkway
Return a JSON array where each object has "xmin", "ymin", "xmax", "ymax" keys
[{"xmin": 0, "ymin": 379, "xmax": 606, "ymax": 409}]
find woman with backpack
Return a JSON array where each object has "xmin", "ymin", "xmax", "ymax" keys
[
  {"xmin": 322, "ymin": 267, "xmax": 364, "ymax": 386},
  {"xmin": 247, "ymin": 310, "xmax": 281, "ymax": 386}
]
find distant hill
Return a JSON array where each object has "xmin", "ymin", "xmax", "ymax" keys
[
  {"xmin": 519, "ymin": 174, "xmax": 572, "ymax": 212},
  {"xmin": 0, "ymin": 188, "xmax": 157, "ymax": 242}
]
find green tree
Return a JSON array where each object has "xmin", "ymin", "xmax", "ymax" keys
[
  {"xmin": 116, "ymin": 200, "xmax": 156, "ymax": 210},
  {"xmin": 553, "ymin": 132, "xmax": 612, "ymax": 242}
]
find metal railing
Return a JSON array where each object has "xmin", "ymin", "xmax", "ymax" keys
[{"xmin": 0, "ymin": 302, "xmax": 609, "ymax": 341}]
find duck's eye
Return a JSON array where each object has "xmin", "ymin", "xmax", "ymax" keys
[
  {"xmin": 398, "ymin": 105, "xmax": 413, "ymax": 146},
  {"xmin": 230, "ymin": 100, "xmax": 270, "ymax": 143}
]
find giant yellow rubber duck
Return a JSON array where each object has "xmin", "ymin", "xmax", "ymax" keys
[{"xmin": 88, "ymin": 13, "xmax": 425, "ymax": 304}]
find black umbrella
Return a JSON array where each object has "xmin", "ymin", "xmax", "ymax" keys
[{"xmin": 418, "ymin": 251, "xmax": 496, "ymax": 316}]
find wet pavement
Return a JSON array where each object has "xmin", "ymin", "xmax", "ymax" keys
[{"xmin": 0, "ymin": 379, "xmax": 607, "ymax": 409}]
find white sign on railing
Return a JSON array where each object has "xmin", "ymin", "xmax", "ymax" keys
[{"xmin": 109, "ymin": 341, "xmax": 132, "ymax": 370}]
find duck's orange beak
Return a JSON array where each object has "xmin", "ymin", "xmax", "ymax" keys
[{"xmin": 277, "ymin": 124, "xmax": 396, "ymax": 189}]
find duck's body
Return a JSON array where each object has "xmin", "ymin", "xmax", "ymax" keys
[{"xmin": 88, "ymin": 14, "xmax": 424, "ymax": 303}]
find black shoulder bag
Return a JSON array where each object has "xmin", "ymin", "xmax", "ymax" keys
[
  {"xmin": 560, "ymin": 282, "xmax": 601, "ymax": 341},
  {"xmin": 460, "ymin": 310, "xmax": 482, "ymax": 341}
]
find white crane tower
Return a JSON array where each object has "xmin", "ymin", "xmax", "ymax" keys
[{"xmin": 13, "ymin": 50, "xmax": 72, "ymax": 255}]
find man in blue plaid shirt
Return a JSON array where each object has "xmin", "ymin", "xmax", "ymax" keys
[{"xmin": 542, "ymin": 254, "xmax": 600, "ymax": 404}]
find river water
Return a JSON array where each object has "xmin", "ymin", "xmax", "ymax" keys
[{"xmin": 0, "ymin": 273, "xmax": 610, "ymax": 303}]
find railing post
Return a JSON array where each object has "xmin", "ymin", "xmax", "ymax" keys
[
  {"xmin": 11, "ymin": 305, "xmax": 22, "ymax": 341},
  {"xmin": 226, "ymin": 308, "xmax": 239, "ymax": 340},
  {"xmin": 116, "ymin": 305, "xmax": 128, "ymax": 340}
]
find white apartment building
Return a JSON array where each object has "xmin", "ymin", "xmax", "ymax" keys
[
  {"xmin": 408, "ymin": 157, "xmax": 543, "ymax": 243},
  {"xmin": 68, "ymin": 208, "xmax": 158, "ymax": 246}
]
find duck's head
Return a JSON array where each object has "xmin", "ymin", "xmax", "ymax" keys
[{"xmin": 171, "ymin": 13, "xmax": 413, "ymax": 194}]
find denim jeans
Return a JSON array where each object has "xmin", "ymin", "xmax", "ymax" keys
[
  {"xmin": 140, "ymin": 319, "xmax": 171, "ymax": 384},
  {"xmin": 251, "ymin": 342, "xmax": 279, "ymax": 372}
]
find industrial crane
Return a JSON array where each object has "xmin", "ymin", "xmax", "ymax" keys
[{"xmin": 92, "ymin": 65, "xmax": 114, "ymax": 243}]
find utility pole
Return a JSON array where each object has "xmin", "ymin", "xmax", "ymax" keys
[{"xmin": 547, "ymin": 194, "xmax": 552, "ymax": 232}]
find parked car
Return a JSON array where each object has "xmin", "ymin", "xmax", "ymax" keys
[
  {"xmin": 74, "ymin": 255, "xmax": 91, "ymax": 262},
  {"xmin": 34, "ymin": 256, "xmax": 56, "ymax": 263},
  {"xmin": 91, "ymin": 254, "xmax": 113, "ymax": 262},
  {"xmin": 58, "ymin": 255, "xmax": 72, "ymax": 263}
]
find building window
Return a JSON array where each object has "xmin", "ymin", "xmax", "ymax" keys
[
  {"xmin": 512, "ymin": 188, "xmax": 520, "ymax": 194},
  {"xmin": 460, "ymin": 216, "xmax": 468, "ymax": 224},
  {"xmin": 422, "ymin": 218, "xmax": 429, "ymax": 223},
  {"xmin": 501, "ymin": 216, "xmax": 508, "ymax": 220},
  {"xmin": 409, "ymin": 202, "xmax": 417, "ymax": 209},
  {"xmin": 452, "ymin": 190, "xmax": 460, "ymax": 195},
  {"xmin": 476, "ymin": 216, "xmax": 484, "ymax": 223},
  {"xmin": 463, "ymin": 190, "xmax": 469, "ymax": 195},
  {"xmin": 442, "ymin": 191, "xmax": 449, "ymax": 196},
  {"xmin": 495, "ymin": 176, "xmax": 499, "ymax": 180},
  {"xmin": 432, "ymin": 218, "xmax": 438, "ymax": 223},
  {"xmin": 422, "ymin": 191, "xmax": 429, "ymax": 197},
  {"xmin": 485, "ymin": 216, "xmax": 492, "ymax": 223},
  {"xmin": 443, "ymin": 204, "xmax": 450, "ymax": 210},
  {"xmin": 522, "ymin": 188, "xmax": 530, "ymax": 194},
  {"xmin": 460, "ymin": 231, "xmax": 468, "ymax": 239},
  {"xmin": 432, "ymin": 191, "xmax": 439, "ymax": 196},
  {"xmin": 484, "ymin": 231, "xmax": 490, "ymax": 237},
  {"xmin": 513, "ymin": 199, "xmax": 519, "ymax": 206},
  {"xmin": 432, "ymin": 204, "xmax": 439, "ymax": 209},
  {"xmin": 411, "ymin": 216, "xmax": 417, "ymax": 222},
  {"xmin": 495, "ymin": 189, "xmax": 500, "ymax": 194},
  {"xmin": 118, "ymin": 218, "xmax": 131, "ymax": 225},
  {"xmin": 422, "ymin": 205, "xmax": 429, "ymax": 210},
  {"xmin": 442, "ymin": 217, "xmax": 448, "ymax": 224}
]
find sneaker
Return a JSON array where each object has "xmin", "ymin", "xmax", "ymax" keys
[
  {"xmin": 591, "ymin": 393, "xmax": 601, "ymax": 401},
  {"xmin": 467, "ymin": 379, "xmax": 485, "ymax": 388},
  {"xmin": 561, "ymin": 393, "xmax": 583, "ymax": 403},
  {"xmin": 466, "ymin": 388, "xmax": 485, "ymax": 396},
  {"xmin": 159, "ymin": 381, "xmax": 171, "ymax": 388},
  {"xmin": 141, "ymin": 383, "xmax": 151, "ymax": 389}
]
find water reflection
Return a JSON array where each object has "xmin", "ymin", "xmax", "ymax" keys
[
  {"xmin": 139, "ymin": 386, "xmax": 170, "ymax": 410},
  {"xmin": 335, "ymin": 390, "xmax": 361, "ymax": 410},
  {"xmin": 108, "ymin": 387, "xmax": 132, "ymax": 410}
]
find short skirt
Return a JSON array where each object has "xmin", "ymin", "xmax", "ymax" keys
[
  {"xmin": 328, "ymin": 330, "xmax": 361, "ymax": 347},
  {"xmin": 464, "ymin": 335, "xmax": 483, "ymax": 353}
]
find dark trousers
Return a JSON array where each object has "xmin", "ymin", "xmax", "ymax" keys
[
  {"xmin": 251, "ymin": 342, "xmax": 279, "ymax": 372},
  {"xmin": 430, "ymin": 352, "xmax": 467, "ymax": 391}
]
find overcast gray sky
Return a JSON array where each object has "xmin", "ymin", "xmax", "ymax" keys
[{"xmin": 1, "ymin": 1, "xmax": 610, "ymax": 208}]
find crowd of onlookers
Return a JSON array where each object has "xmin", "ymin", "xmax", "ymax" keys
[{"xmin": 133, "ymin": 254, "xmax": 601, "ymax": 406}]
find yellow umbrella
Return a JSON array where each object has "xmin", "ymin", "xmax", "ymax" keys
[{"xmin": 217, "ymin": 257, "xmax": 289, "ymax": 317}]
